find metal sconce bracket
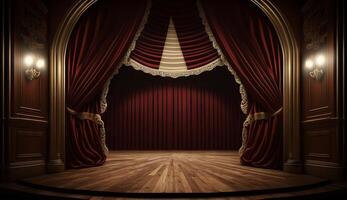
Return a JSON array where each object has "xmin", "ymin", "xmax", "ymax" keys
[
  {"xmin": 25, "ymin": 67, "xmax": 41, "ymax": 80},
  {"xmin": 305, "ymin": 54, "xmax": 326, "ymax": 81},
  {"xmin": 23, "ymin": 55, "xmax": 44, "ymax": 80},
  {"xmin": 308, "ymin": 67, "xmax": 324, "ymax": 80}
]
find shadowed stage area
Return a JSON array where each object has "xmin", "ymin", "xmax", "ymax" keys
[{"xmin": 18, "ymin": 151, "xmax": 329, "ymax": 198}]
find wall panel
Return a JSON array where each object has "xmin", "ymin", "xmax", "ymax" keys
[
  {"xmin": 301, "ymin": 0, "xmax": 345, "ymax": 180},
  {"xmin": 5, "ymin": 0, "xmax": 49, "ymax": 179}
]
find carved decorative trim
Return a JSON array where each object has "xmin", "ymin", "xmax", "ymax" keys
[{"xmin": 302, "ymin": 0, "xmax": 328, "ymax": 51}]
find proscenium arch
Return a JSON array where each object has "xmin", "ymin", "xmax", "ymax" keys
[{"xmin": 47, "ymin": 0, "xmax": 301, "ymax": 173}]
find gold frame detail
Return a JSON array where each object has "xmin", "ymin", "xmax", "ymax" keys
[{"xmin": 49, "ymin": 0, "xmax": 302, "ymax": 173}]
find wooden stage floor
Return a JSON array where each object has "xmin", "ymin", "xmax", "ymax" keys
[{"xmin": 20, "ymin": 151, "xmax": 328, "ymax": 198}]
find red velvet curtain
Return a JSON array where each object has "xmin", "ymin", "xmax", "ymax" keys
[
  {"xmin": 66, "ymin": 0, "xmax": 147, "ymax": 168},
  {"xmin": 201, "ymin": 0, "xmax": 283, "ymax": 169},
  {"xmin": 103, "ymin": 67, "xmax": 243, "ymax": 150}
]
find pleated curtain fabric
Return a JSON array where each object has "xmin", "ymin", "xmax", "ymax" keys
[
  {"xmin": 66, "ymin": 0, "xmax": 147, "ymax": 168},
  {"xmin": 201, "ymin": 0, "xmax": 283, "ymax": 169},
  {"xmin": 103, "ymin": 67, "xmax": 243, "ymax": 150},
  {"xmin": 130, "ymin": 0, "xmax": 219, "ymax": 70}
]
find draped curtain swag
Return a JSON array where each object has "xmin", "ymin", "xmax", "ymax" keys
[
  {"xmin": 127, "ymin": 0, "xmax": 223, "ymax": 78},
  {"xmin": 66, "ymin": 0, "xmax": 147, "ymax": 168},
  {"xmin": 201, "ymin": 0, "xmax": 283, "ymax": 169}
]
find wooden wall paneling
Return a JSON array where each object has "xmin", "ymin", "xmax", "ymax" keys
[
  {"xmin": 8, "ymin": 119, "xmax": 46, "ymax": 178},
  {"xmin": 335, "ymin": 0, "xmax": 346, "ymax": 176},
  {"xmin": 302, "ymin": 0, "xmax": 334, "ymax": 121},
  {"xmin": 1, "ymin": 0, "xmax": 11, "ymax": 181},
  {"xmin": 303, "ymin": 119, "xmax": 339, "ymax": 162},
  {"xmin": 301, "ymin": 0, "xmax": 345, "ymax": 180},
  {"xmin": 6, "ymin": 0, "xmax": 49, "ymax": 179},
  {"xmin": 8, "ymin": 119, "xmax": 46, "ymax": 162},
  {"xmin": 11, "ymin": 0, "xmax": 48, "ymax": 120}
]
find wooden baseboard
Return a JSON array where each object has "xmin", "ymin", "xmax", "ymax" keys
[
  {"xmin": 305, "ymin": 160, "xmax": 346, "ymax": 180},
  {"xmin": 8, "ymin": 160, "xmax": 45, "ymax": 180}
]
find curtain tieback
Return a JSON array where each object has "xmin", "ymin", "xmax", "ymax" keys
[
  {"xmin": 253, "ymin": 107, "xmax": 283, "ymax": 121},
  {"xmin": 66, "ymin": 107, "xmax": 103, "ymax": 126}
]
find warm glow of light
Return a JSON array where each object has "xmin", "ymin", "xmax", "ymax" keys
[
  {"xmin": 36, "ymin": 59, "xmax": 45, "ymax": 69},
  {"xmin": 24, "ymin": 55, "xmax": 34, "ymax": 67},
  {"xmin": 305, "ymin": 59, "xmax": 314, "ymax": 70},
  {"xmin": 315, "ymin": 54, "xmax": 326, "ymax": 67}
]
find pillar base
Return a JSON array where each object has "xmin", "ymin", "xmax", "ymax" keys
[
  {"xmin": 284, "ymin": 159, "xmax": 304, "ymax": 174},
  {"xmin": 46, "ymin": 159, "xmax": 64, "ymax": 173}
]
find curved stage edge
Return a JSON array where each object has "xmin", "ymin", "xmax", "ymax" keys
[
  {"xmin": 12, "ymin": 151, "xmax": 344, "ymax": 199},
  {"xmin": 17, "ymin": 179, "xmax": 330, "ymax": 198}
]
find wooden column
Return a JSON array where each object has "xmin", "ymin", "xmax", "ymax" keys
[{"xmin": 0, "ymin": 0, "xmax": 10, "ymax": 181}]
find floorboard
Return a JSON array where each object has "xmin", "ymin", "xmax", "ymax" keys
[{"xmin": 21, "ymin": 151, "xmax": 327, "ymax": 197}]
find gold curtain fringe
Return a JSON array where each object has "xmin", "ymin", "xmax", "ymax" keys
[
  {"xmin": 238, "ymin": 114, "xmax": 253, "ymax": 154},
  {"xmin": 127, "ymin": 58, "xmax": 223, "ymax": 78},
  {"xmin": 66, "ymin": 107, "xmax": 109, "ymax": 155}
]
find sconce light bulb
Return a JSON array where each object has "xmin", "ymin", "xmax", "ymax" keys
[
  {"xmin": 24, "ymin": 55, "xmax": 34, "ymax": 67},
  {"xmin": 305, "ymin": 59, "xmax": 314, "ymax": 70},
  {"xmin": 36, "ymin": 59, "xmax": 45, "ymax": 69},
  {"xmin": 315, "ymin": 54, "xmax": 325, "ymax": 67}
]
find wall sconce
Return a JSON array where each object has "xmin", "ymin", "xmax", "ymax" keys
[
  {"xmin": 304, "ymin": 54, "xmax": 326, "ymax": 80},
  {"xmin": 24, "ymin": 55, "xmax": 45, "ymax": 80}
]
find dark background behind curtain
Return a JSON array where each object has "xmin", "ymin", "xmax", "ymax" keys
[
  {"xmin": 202, "ymin": 0, "xmax": 283, "ymax": 169},
  {"xmin": 66, "ymin": 0, "xmax": 147, "ymax": 168},
  {"xmin": 103, "ymin": 67, "xmax": 243, "ymax": 150}
]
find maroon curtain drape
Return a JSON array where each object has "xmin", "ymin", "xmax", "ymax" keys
[
  {"xmin": 103, "ymin": 67, "xmax": 243, "ymax": 150},
  {"xmin": 66, "ymin": 0, "xmax": 147, "ymax": 168},
  {"xmin": 130, "ymin": 0, "xmax": 219, "ymax": 69},
  {"xmin": 201, "ymin": 0, "xmax": 283, "ymax": 169}
]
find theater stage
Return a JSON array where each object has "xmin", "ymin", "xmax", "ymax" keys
[{"xmin": 14, "ymin": 151, "xmax": 336, "ymax": 199}]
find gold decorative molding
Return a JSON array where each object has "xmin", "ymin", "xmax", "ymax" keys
[
  {"xmin": 49, "ymin": 0, "xmax": 98, "ymax": 172},
  {"xmin": 251, "ymin": 0, "xmax": 302, "ymax": 172}
]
